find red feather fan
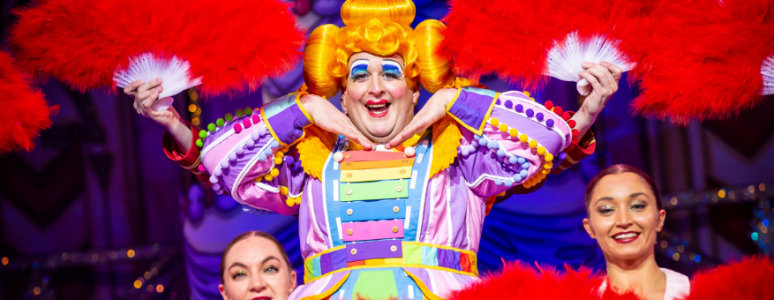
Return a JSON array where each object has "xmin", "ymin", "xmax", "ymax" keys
[
  {"xmin": 450, "ymin": 262, "xmax": 639, "ymax": 300},
  {"xmin": 630, "ymin": 0, "xmax": 774, "ymax": 123},
  {"xmin": 0, "ymin": 50, "xmax": 56, "ymax": 154},
  {"xmin": 686, "ymin": 256, "xmax": 774, "ymax": 300},
  {"xmin": 10, "ymin": 0, "xmax": 304, "ymax": 97},
  {"xmin": 440, "ymin": 0, "xmax": 656, "ymax": 91}
]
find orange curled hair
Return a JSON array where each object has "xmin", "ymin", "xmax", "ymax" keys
[{"xmin": 302, "ymin": 0, "xmax": 458, "ymax": 99}]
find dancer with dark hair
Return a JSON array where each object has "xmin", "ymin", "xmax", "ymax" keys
[
  {"xmin": 584, "ymin": 164, "xmax": 689, "ymax": 300},
  {"xmin": 219, "ymin": 231, "xmax": 297, "ymax": 300}
]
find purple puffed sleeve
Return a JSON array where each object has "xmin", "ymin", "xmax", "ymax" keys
[
  {"xmin": 200, "ymin": 93, "xmax": 312, "ymax": 215},
  {"xmin": 447, "ymin": 88, "xmax": 573, "ymax": 199}
]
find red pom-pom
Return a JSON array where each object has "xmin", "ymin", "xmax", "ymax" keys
[
  {"xmin": 553, "ymin": 106, "xmax": 563, "ymax": 115},
  {"xmin": 686, "ymin": 256, "xmax": 774, "ymax": 300},
  {"xmin": 544, "ymin": 100, "xmax": 554, "ymax": 109},
  {"xmin": 562, "ymin": 111, "xmax": 571, "ymax": 121},
  {"xmin": 450, "ymin": 262, "xmax": 637, "ymax": 300},
  {"xmin": 10, "ymin": 0, "xmax": 304, "ymax": 97},
  {"xmin": 568, "ymin": 120, "xmax": 576, "ymax": 128},
  {"xmin": 0, "ymin": 50, "xmax": 57, "ymax": 154}
]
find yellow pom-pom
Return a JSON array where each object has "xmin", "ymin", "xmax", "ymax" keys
[
  {"xmin": 490, "ymin": 118, "xmax": 500, "ymax": 127},
  {"xmin": 544, "ymin": 163, "xmax": 553, "ymax": 170},
  {"xmin": 264, "ymin": 175, "xmax": 274, "ymax": 181},
  {"xmin": 523, "ymin": 91, "xmax": 531, "ymax": 97},
  {"xmin": 294, "ymin": 197, "xmax": 301, "ymax": 205},
  {"xmin": 537, "ymin": 146, "xmax": 546, "ymax": 155},
  {"xmin": 541, "ymin": 169, "xmax": 549, "ymax": 174},
  {"xmin": 275, "ymin": 151, "xmax": 284, "ymax": 159},
  {"xmin": 545, "ymin": 153, "xmax": 554, "ymax": 162},
  {"xmin": 280, "ymin": 186, "xmax": 289, "ymax": 195},
  {"xmin": 285, "ymin": 198, "xmax": 295, "ymax": 207},
  {"xmin": 499, "ymin": 124, "xmax": 509, "ymax": 132},
  {"xmin": 529, "ymin": 140, "xmax": 537, "ymax": 149},
  {"xmin": 274, "ymin": 156, "xmax": 283, "ymax": 165},
  {"xmin": 270, "ymin": 168, "xmax": 280, "ymax": 177},
  {"xmin": 509, "ymin": 128, "xmax": 519, "ymax": 137},
  {"xmin": 519, "ymin": 134, "xmax": 529, "ymax": 143}
]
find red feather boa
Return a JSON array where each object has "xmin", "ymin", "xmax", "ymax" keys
[
  {"xmin": 686, "ymin": 256, "xmax": 774, "ymax": 300},
  {"xmin": 0, "ymin": 51, "xmax": 56, "ymax": 154},
  {"xmin": 441, "ymin": 0, "xmax": 656, "ymax": 90},
  {"xmin": 450, "ymin": 257, "xmax": 774, "ymax": 299},
  {"xmin": 450, "ymin": 262, "xmax": 639, "ymax": 300},
  {"xmin": 630, "ymin": 0, "xmax": 774, "ymax": 123},
  {"xmin": 10, "ymin": 0, "xmax": 304, "ymax": 96}
]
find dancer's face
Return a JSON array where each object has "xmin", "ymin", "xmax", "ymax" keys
[
  {"xmin": 583, "ymin": 172, "xmax": 666, "ymax": 263},
  {"xmin": 219, "ymin": 236, "xmax": 297, "ymax": 300},
  {"xmin": 341, "ymin": 52, "xmax": 419, "ymax": 144}
]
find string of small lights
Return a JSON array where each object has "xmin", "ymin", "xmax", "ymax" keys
[
  {"xmin": 661, "ymin": 182, "xmax": 773, "ymax": 257},
  {"xmin": 657, "ymin": 229, "xmax": 722, "ymax": 267},
  {"xmin": 187, "ymin": 88, "xmax": 202, "ymax": 127},
  {"xmin": 0, "ymin": 244, "xmax": 179, "ymax": 299},
  {"xmin": 663, "ymin": 183, "xmax": 771, "ymax": 209}
]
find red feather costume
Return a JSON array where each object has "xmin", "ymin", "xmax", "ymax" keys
[
  {"xmin": 449, "ymin": 262, "xmax": 639, "ymax": 300},
  {"xmin": 0, "ymin": 50, "xmax": 56, "ymax": 154},
  {"xmin": 630, "ymin": 0, "xmax": 774, "ymax": 123},
  {"xmin": 10, "ymin": 0, "xmax": 304, "ymax": 97},
  {"xmin": 440, "ymin": 0, "xmax": 656, "ymax": 91}
]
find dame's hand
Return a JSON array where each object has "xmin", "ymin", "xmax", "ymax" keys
[
  {"xmin": 124, "ymin": 78, "xmax": 192, "ymax": 151},
  {"xmin": 387, "ymin": 88, "xmax": 457, "ymax": 148},
  {"xmin": 300, "ymin": 94, "xmax": 375, "ymax": 150},
  {"xmin": 572, "ymin": 61, "xmax": 622, "ymax": 139}
]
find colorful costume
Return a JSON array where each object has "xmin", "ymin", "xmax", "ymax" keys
[{"xmin": 166, "ymin": 88, "xmax": 594, "ymax": 299}]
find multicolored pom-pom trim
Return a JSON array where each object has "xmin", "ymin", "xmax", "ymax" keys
[{"xmin": 196, "ymin": 106, "xmax": 260, "ymax": 149}]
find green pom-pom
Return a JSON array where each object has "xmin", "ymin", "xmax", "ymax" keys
[
  {"xmin": 225, "ymin": 113, "xmax": 233, "ymax": 122},
  {"xmin": 199, "ymin": 130, "xmax": 207, "ymax": 139},
  {"xmin": 244, "ymin": 107, "xmax": 253, "ymax": 115},
  {"xmin": 196, "ymin": 139, "xmax": 204, "ymax": 148},
  {"xmin": 207, "ymin": 123, "xmax": 216, "ymax": 132},
  {"xmin": 216, "ymin": 118, "xmax": 225, "ymax": 127},
  {"xmin": 235, "ymin": 109, "xmax": 243, "ymax": 118}
]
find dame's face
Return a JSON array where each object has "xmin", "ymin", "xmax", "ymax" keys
[
  {"xmin": 341, "ymin": 52, "xmax": 419, "ymax": 144},
  {"xmin": 583, "ymin": 172, "xmax": 666, "ymax": 263},
  {"xmin": 219, "ymin": 236, "xmax": 297, "ymax": 300}
]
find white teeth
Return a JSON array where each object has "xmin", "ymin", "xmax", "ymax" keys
[
  {"xmin": 366, "ymin": 103, "xmax": 390, "ymax": 113},
  {"xmin": 614, "ymin": 233, "xmax": 638, "ymax": 240}
]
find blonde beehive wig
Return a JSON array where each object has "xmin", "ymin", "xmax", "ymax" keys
[{"xmin": 302, "ymin": 0, "xmax": 456, "ymax": 99}]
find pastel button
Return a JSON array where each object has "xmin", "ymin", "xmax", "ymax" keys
[
  {"xmin": 393, "ymin": 206, "xmax": 400, "ymax": 213},
  {"xmin": 347, "ymin": 209, "xmax": 353, "ymax": 215}
]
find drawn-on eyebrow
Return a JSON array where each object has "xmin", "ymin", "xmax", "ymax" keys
[
  {"xmin": 262, "ymin": 256, "xmax": 281, "ymax": 265},
  {"xmin": 593, "ymin": 192, "xmax": 650, "ymax": 206},
  {"xmin": 228, "ymin": 262, "xmax": 248, "ymax": 272},
  {"xmin": 382, "ymin": 60, "xmax": 403, "ymax": 75},
  {"xmin": 349, "ymin": 59, "xmax": 369, "ymax": 77}
]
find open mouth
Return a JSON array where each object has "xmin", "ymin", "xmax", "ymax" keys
[
  {"xmin": 366, "ymin": 100, "xmax": 391, "ymax": 117},
  {"xmin": 612, "ymin": 232, "xmax": 640, "ymax": 243}
]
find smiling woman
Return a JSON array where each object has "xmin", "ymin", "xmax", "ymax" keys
[
  {"xmin": 583, "ymin": 164, "xmax": 690, "ymax": 300},
  {"xmin": 219, "ymin": 231, "xmax": 297, "ymax": 300}
]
